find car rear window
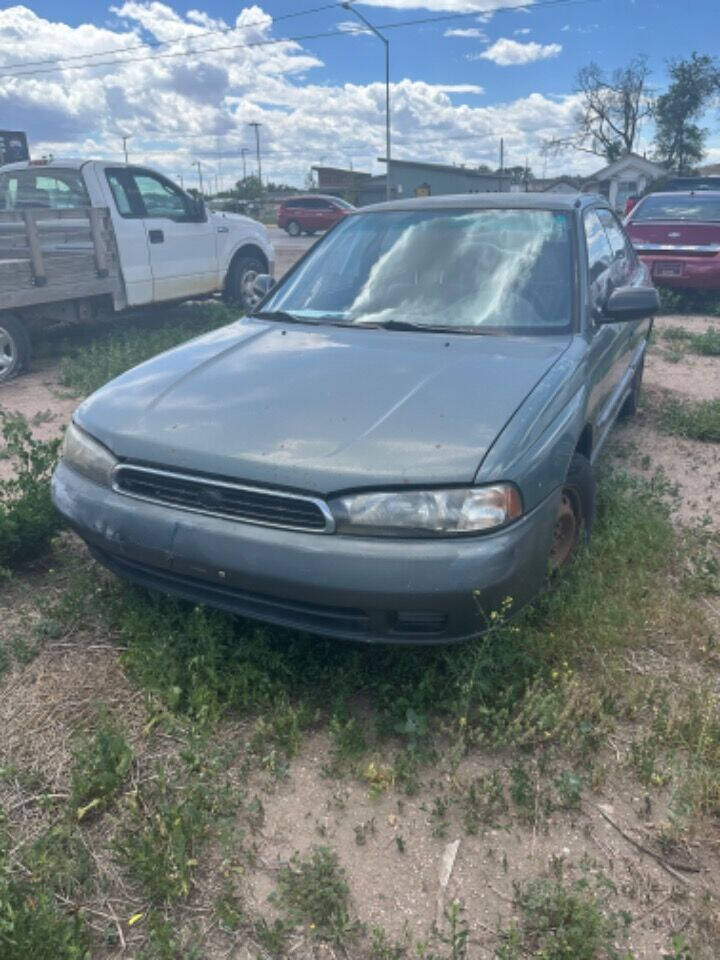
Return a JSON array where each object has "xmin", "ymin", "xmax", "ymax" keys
[{"xmin": 633, "ymin": 195, "xmax": 720, "ymax": 222}]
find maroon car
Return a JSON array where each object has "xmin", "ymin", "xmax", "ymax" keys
[
  {"xmin": 624, "ymin": 192, "xmax": 720, "ymax": 290},
  {"xmin": 277, "ymin": 195, "xmax": 354, "ymax": 237}
]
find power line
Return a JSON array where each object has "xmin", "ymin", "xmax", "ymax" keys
[
  {"xmin": 0, "ymin": 2, "xmax": 341, "ymax": 71},
  {"xmin": 0, "ymin": 0, "xmax": 604, "ymax": 79}
]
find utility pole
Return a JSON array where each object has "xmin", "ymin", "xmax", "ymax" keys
[
  {"xmin": 248, "ymin": 122, "xmax": 262, "ymax": 187},
  {"xmin": 240, "ymin": 147, "xmax": 248, "ymax": 181},
  {"xmin": 179, "ymin": 173, "xmax": 184, "ymax": 188},
  {"xmin": 192, "ymin": 160, "xmax": 204, "ymax": 196},
  {"xmin": 499, "ymin": 138, "xmax": 504, "ymax": 192},
  {"xmin": 341, "ymin": 1, "xmax": 391, "ymax": 201},
  {"xmin": 121, "ymin": 135, "xmax": 130, "ymax": 164}
]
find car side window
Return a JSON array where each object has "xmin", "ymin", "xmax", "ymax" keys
[
  {"xmin": 106, "ymin": 171, "xmax": 135, "ymax": 217},
  {"xmin": 596, "ymin": 208, "xmax": 635, "ymax": 283},
  {"xmin": 130, "ymin": 171, "xmax": 193, "ymax": 221},
  {"xmin": 583, "ymin": 209, "xmax": 614, "ymax": 316}
]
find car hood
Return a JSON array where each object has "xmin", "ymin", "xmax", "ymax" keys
[{"xmin": 75, "ymin": 320, "xmax": 571, "ymax": 493}]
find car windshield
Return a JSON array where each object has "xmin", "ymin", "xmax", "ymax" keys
[
  {"xmin": 262, "ymin": 208, "xmax": 574, "ymax": 334},
  {"xmin": 633, "ymin": 195, "xmax": 720, "ymax": 222}
]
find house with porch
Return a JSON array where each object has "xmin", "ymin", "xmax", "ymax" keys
[{"xmin": 581, "ymin": 153, "xmax": 666, "ymax": 211}]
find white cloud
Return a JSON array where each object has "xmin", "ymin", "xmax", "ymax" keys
[
  {"xmin": 479, "ymin": 38, "xmax": 562, "ymax": 66},
  {"xmin": 561, "ymin": 23, "xmax": 570, "ymax": 31},
  {"xmin": 0, "ymin": 3, "xmax": 588, "ymax": 186},
  {"xmin": 336, "ymin": 20, "xmax": 373, "ymax": 36},
  {"xmin": 444, "ymin": 27, "xmax": 487, "ymax": 37},
  {"xmin": 513, "ymin": 27, "xmax": 531, "ymax": 35}
]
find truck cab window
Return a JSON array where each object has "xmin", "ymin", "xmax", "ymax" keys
[
  {"xmin": 132, "ymin": 172, "xmax": 192, "ymax": 221},
  {"xmin": 0, "ymin": 169, "xmax": 89, "ymax": 211}
]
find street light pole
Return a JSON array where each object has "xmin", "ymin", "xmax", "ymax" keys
[
  {"xmin": 121, "ymin": 135, "xmax": 130, "ymax": 164},
  {"xmin": 341, "ymin": 2, "xmax": 391, "ymax": 201},
  {"xmin": 248, "ymin": 122, "xmax": 262, "ymax": 187},
  {"xmin": 240, "ymin": 147, "xmax": 248, "ymax": 181},
  {"xmin": 192, "ymin": 160, "xmax": 204, "ymax": 196}
]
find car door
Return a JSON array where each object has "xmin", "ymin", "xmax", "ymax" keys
[
  {"xmin": 103, "ymin": 167, "xmax": 154, "ymax": 305},
  {"xmin": 126, "ymin": 168, "xmax": 219, "ymax": 301},
  {"xmin": 316, "ymin": 199, "xmax": 336, "ymax": 231},
  {"xmin": 583, "ymin": 207, "xmax": 630, "ymax": 444}
]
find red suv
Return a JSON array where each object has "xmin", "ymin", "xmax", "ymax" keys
[{"xmin": 278, "ymin": 195, "xmax": 355, "ymax": 236}]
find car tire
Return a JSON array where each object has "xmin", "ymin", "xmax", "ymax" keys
[
  {"xmin": 549, "ymin": 452, "xmax": 595, "ymax": 570},
  {"xmin": 223, "ymin": 255, "xmax": 266, "ymax": 312},
  {"xmin": 619, "ymin": 354, "xmax": 644, "ymax": 419},
  {"xmin": 0, "ymin": 314, "xmax": 31, "ymax": 384},
  {"xmin": 286, "ymin": 220, "xmax": 301, "ymax": 237}
]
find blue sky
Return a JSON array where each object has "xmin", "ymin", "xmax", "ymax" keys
[{"xmin": 1, "ymin": 1, "xmax": 718, "ymax": 186}]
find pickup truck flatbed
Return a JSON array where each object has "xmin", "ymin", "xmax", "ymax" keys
[{"xmin": 0, "ymin": 158, "xmax": 274, "ymax": 382}]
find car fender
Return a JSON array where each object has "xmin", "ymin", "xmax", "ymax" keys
[
  {"xmin": 213, "ymin": 215, "xmax": 275, "ymax": 277},
  {"xmin": 475, "ymin": 337, "xmax": 590, "ymax": 512}
]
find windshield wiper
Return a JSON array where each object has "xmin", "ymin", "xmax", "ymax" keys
[
  {"xmin": 251, "ymin": 310, "xmax": 320, "ymax": 325},
  {"xmin": 365, "ymin": 319, "xmax": 481, "ymax": 335}
]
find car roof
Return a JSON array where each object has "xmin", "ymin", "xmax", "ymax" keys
[
  {"xmin": 354, "ymin": 192, "xmax": 601, "ymax": 213},
  {"xmin": 282, "ymin": 194, "xmax": 340, "ymax": 202},
  {"xmin": 641, "ymin": 190, "xmax": 720, "ymax": 198}
]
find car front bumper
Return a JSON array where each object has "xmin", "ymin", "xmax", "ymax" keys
[{"xmin": 52, "ymin": 461, "xmax": 559, "ymax": 645}]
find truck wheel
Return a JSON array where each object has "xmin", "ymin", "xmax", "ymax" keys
[
  {"xmin": 549, "ymin": 453, "xmax": 595, "ymax": 570},
  {"xmin": 0, "ymin": 314, "xmax": 30, "ymax": 383},
  {"xmin": 286, "ymin": 220, "xmax": 301, "ymax": 237},
  {"xmin": 619, "ymin": 355, "xmax": 644, "ymax": 420},
  {"xmin": 224, "ymin": 255, "xmax": 266, "ymax": 312}
]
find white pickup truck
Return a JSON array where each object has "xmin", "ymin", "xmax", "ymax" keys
[{"xmin": 0, "ymin": 158, "xmax": 274, "ymax": 382}]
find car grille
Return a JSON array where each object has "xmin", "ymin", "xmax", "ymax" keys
[{"xmin": 112, "ymin": 465, "xmax": 333, "ymax": 533}]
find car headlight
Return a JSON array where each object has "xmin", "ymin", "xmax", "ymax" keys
[
  {"xmin": 61, "ymin": 422, "xmax": 117, "ymax": 487},
  {"xmin": 331, "ymin": 484, "xmax": 523, "ymax": 537}
]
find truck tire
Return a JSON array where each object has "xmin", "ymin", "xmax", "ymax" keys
[
  {"xmin": 223, "ymin": 254, "xmax": 267, "ymax": 313},
  {"xmin": 549, "ymin": 453, "xmax": 595, "ymax": 570},
  {"xmin": 0, "ymin": 314, "xmax": 30, "ymax": 384}
]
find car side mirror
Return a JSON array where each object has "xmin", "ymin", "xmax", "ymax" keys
[
  {"xmin": 187, "ymin": 197, "xmax": 206, "ymax": 222},
  {"xmin": 600, "ymin": 285, "xmax": 660, "ymax": 323},
  {"xmin": 253, "ymin": 274, "xmax": 274, "ymax": 299}
]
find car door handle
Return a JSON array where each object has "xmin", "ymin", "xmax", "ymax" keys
[
  {"xmin": 217, "ymin": 226, "xmax": 229, "ymax": 234},
  {"xmin": 148, "ymin": 229, "xmax": 164, "ymax": 244}
]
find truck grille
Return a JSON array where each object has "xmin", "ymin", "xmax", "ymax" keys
[{"xmin": 112, "ymin": 465, "xmax": 333, "ymax": 533}]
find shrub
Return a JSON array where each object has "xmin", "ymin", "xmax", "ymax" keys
[{"xmin": 0, "ymin": 412, "xmax": 61, "ymax": 571}]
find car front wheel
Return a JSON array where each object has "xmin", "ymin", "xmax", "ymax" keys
[
  {"xmin": 549, "ymin": 453, "xmax": 595, "ymax": 570},
  {"xmin": 223, "ymin": 255, "xmax": 266, "ymax": 312},
  {"xmin": 286, "ymin": 220, "xmax": 301, "ymax": 237}
]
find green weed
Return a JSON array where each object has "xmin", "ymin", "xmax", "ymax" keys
[
  {"xmin": 271, "ymin": 845, "xmax": 359, "ymax": 943},
  {"xmin": 497, "ymin": 871, "xmax": 631, "ymax": 960},
  {"xmin": 113, "ymin": 771, "xmax": 234, "ymax": 903},
  {"xmin": 0, "ymin": 823, "xmax": 91, "ymax": 960},
  {"xmin": 659, "ymin": 396, "xmax": 720, "ymax": 443},
  {"xmin": 59, "ymin": 302, "xmax": 236, "ymax": 395},
  {"xmin": 658, "ymin": 289, "xmax": 720, "ymax": 316},
  {"xmin": 0, "ymin": 411, "xmax": 61, "ymax": 571},
  {"xmin": 69, "ymin": 710, "xmax": 133, "ymax": 818},
  {"xmin": 690, "ymin": 326, "xmax": 720, "ymax": 355}
]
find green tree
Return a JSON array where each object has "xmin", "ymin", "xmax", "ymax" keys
[
  {"xmin": 654, "ymin": 53, "xmax": 720, "ymax": 173},
  {"xmin": 234, "ymin": 175, "xmax": 263, "ymax": 200},
  {"xmin": 547, "ymin": 57, "xmax": 653, "ymax": 161}
]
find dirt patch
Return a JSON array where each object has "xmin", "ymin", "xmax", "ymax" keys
[{"xmin": 241, "ymin": 733, "xmax": 719, "ymax": 958}]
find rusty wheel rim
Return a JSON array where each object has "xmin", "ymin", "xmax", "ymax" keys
[{"xmin": 550, "ymin": 488, "xmax": 581, "ymax": 570}]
